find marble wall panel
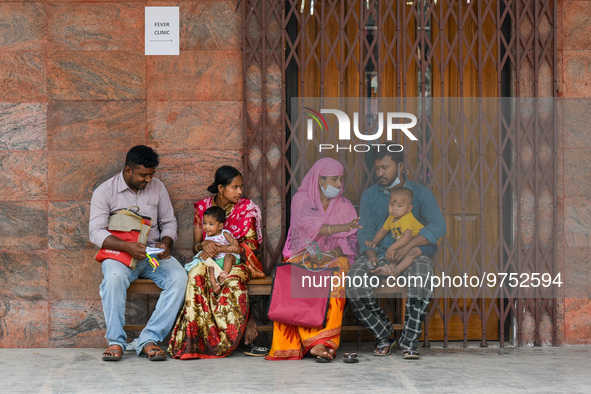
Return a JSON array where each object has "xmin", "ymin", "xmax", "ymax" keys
[
  {"xmin": 48, "ymin": 201, "xmax": 94, "ymax": 249},
  {"xmin": 47, "ymin": 101, "xmax": 145, "ymax": 151},
  {"xmin": 180, "ymin": 0, "xmax": 241, "ymax": 51},
  {"xmin": 156, "ymin": 149, "xmax": 242, "ymax": 201},
  {"xmin": 564, "ymin": 149, "xmax": 591, "ymax": 198},
  {"xmin": 564, "ymin": 246, "xmax": 591, "ymax": 300},
  {"xmin": 48, "ymin": 250, "xmax": 102, "ymax": 300},
  {"xmin": 562, "ymin": 1, "xmax": 591, "ymax": 50},
  {"xmin": 48, "ymin": 51, "xmax": 145, "ymax": 100},
  {"xmin": 0, "ymin": 103, "xmax": 47, "ymax": 150},
  {"xmin": 0, "ymin": 150, "xmax": 47, "ymax": 201},
  {"xmin": 47, "ymin": 0, "xmax": 131, "ymax": 2},
  {"xmin": 564, "ymin": 197, "xmax": 591, "ymax": 247},
  {"xmin": 562, "ymin": 51, "xmax": 591, "ymax": 98},
  {"xmin": 0, "ymin": 300, "xmax": 49, "ymax": 348},
  {"xmin": 564, "ymin": 298, "xmax": 591, "ymax": 343},
  {"xmin": 0, "ymin": 251, "xmax": 48, "ymax": 301},
  {"xmin": 171, "ymin": 199, "xmax": 194, "ymax": 252},
  {"xmin": 562, "ymin": 99, "xmax": 591, "ymax": 148},
  {"xmin": 147, "ymin": 51, "xmax": 242, "ymax": 101},
  {"xmin": 48, "ymin": 2, "xmax": 143, "ymax": 51},
  {"xmin": 0, "ymin": 52, "xmax": 46, "ymax": 102},
  {"xmin": 0, "ymin": 201, "xmax": 47, "ymax": 250},
  {"xmin": 48, "ymin": 150, "xmax": 125, "ymax": 201},
  {"xmin": 147, "ymin": 101, "xmax": 242, "ymax": 151},
  {"xmin": 49, "ymin": 299, "xmax": 105, "ymax": 348},
  {"xmin": 0, "ymin": 2, "xmax": 45, "ymax": 51}
]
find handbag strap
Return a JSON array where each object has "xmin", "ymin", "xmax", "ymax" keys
[{"xmin": 279, "ymin": 254, "xmax": 339, "ymax": 273}]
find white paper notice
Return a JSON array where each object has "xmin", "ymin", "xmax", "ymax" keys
[
  {"xmin": 145, "ymin": 7, "xmax": 179, "ymax": 56},
  {"xmin": 146, "ymin": 247, "xmax": 165, "ymax": 255}
]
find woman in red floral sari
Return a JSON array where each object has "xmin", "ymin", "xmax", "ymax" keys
[{"xmin": 168, "ymin": 166, "xmax": 264, "ymax": 359}]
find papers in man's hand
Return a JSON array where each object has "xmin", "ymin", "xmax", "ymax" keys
[{"xmin": 146, "ymin": 247, "xmax": 165, "ymax": 255}]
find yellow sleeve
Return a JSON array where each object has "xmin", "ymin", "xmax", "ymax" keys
[
  {"xmin": 382, "ymin": 215, "xmax": 394, "ymax": 231},
  {"xmin": 397, "ymin": 213, "xmax": 424, "ymax": 237}
]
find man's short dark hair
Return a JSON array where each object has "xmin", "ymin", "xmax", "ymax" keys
[
  {"xmin": 125, "ymin": 145, "xmax": 159, "ymax": 169},
  {"xmin": 203, "ymin": 206, "xmax": 226, "ymax": 224},
  {"xmin": 374, "ymin": 150, "xmax": 404, "ymax": 165}
]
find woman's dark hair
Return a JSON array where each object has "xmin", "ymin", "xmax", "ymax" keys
[
  {"xmin": 207, "ymin": 166, "xmax": 243, "ymax": 194},
  {"xmin": 203, "ymin": 206, "xmax": 226, "ymax": 223},
  {"xmin": 125, "ymin": 145, "xmax": 159, "ymax": 169}
]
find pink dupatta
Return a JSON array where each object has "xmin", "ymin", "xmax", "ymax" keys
[{"xmin": 283, "ymin": 158, "xmax": 358, "ymax": 265}]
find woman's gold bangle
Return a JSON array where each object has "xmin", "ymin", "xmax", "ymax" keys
[{"xmin": 328, "ymin": 225, "xmax": 332, "ymax": 235}]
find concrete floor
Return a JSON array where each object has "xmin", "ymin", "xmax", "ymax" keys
[{"xmin": 1, "ymin": 343, "xmax": 590, "ymax": 393}]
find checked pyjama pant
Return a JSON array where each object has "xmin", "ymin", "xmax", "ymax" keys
[{"xmin": 345, "ymin": 255, "xmax": 433, "ymax": 351}]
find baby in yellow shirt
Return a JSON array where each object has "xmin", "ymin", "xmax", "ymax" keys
[{"xmin": 365, "ymin": 187, "xmax": 425, "ymax": 276}]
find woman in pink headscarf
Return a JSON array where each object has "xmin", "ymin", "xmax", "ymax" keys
[{"xmin": 266, "ymin": 158, "xmax": 360, "ymax": 362}]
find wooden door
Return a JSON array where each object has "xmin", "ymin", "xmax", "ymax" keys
[{"xmin": 424, "ymin": 1, "xmax": 501, "ymax": 341}]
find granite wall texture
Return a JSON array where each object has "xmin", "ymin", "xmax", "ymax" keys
[
  {"xmin": 558, "ymin": 0, "xmax": 591, "ymax": 344},
  {"xmin": 0, "ymin": 0, "xmax": 589, "ymax": 348},
  {"xmin": 0, "ymin": 0, "xmax": 243, "ymax": 348}
]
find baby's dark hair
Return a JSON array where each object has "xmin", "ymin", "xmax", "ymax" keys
[
  {"xmin": 203, "ymin": 206, "xmax": 226, "ymax": 224},
  {"xmin": 390, "ymin": 187, "xmax": 413, "ymax": 203}
]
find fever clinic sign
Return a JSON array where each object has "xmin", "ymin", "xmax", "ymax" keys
[{"xmin": 145, "ymin": 7, "xmax": 179, "ymax": 56}]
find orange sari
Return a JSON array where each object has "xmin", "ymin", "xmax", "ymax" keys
[
  {"xmin": 265, "ymin": 255, "xmax": 349, "ymax": 360},
  {"xmin": 268, "ymin": 158, "xmax": 358, "ymax": 360}
]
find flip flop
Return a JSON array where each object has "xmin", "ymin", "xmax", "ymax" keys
[
  {"xmin": 316, "ymin": 356, "xmax": 332, "ymax": 363},
  {"xmin": 102, "ymin": 344, "xmax": 123, "ymax": 362},
  {"xmin": 402, "ymin": 350, "xmax": 420, "ymax": 360},
  {"xmin": 373, "ymin": 339, "xmax": 396, "ymax": 356},
  {"xmin": 343, "ymin": 352, "xmax": 359, "ymax": 363},
  {"xmin": 244, "ymin": 344, "xmax": 269, "ymax": 357},
  {"xmin": 142, "ymin": 342, "xmax": 167, "ymax": 361}
]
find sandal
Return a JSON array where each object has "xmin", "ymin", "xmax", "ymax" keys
[
  {"xmin": 102, "ymin": 344, "xmax": 123, "ymax": 362},
  {"xmin": 343, "ymin": 352, "xmax": 359, "ymax": 363},
  {"xmin": 244, "ymin": 344, "xmax": 269, "ymax": 357},
  {"xmin": 142, "ymin": 342, "xmax": 167, "ymax": 361},
  {"xmin": 402, "ymin": 350, "xmax": 420, "ymax": 360},
  {"xmin": 316, "ymin": 355, "xmax": 332, "ymax": 363},
  {"xmin": 373, "ymin": 339, "xmax": 396, "ymax": 356}
]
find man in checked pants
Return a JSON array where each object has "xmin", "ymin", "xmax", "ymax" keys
[{"xmin": 346, "ymin": 150, "xmax": 446, "ymax": 360}]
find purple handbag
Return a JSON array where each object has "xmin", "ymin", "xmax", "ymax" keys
[{"xmin": 267, "ymin": 261, "xmax": 336, "ymax": 328}]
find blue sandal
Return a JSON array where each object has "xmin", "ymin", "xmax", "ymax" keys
[{"xmin": 373, "ymin": 339, "xmax": 396, "ymax": 356}]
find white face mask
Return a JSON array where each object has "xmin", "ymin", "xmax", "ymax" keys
[
  {"xmin": 321, "ymin": 180, "xmax": 341, "ymax": 199},
  {"xmin": 385, "ymin": 165, "xmax": 403, "ymax": 190}
]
